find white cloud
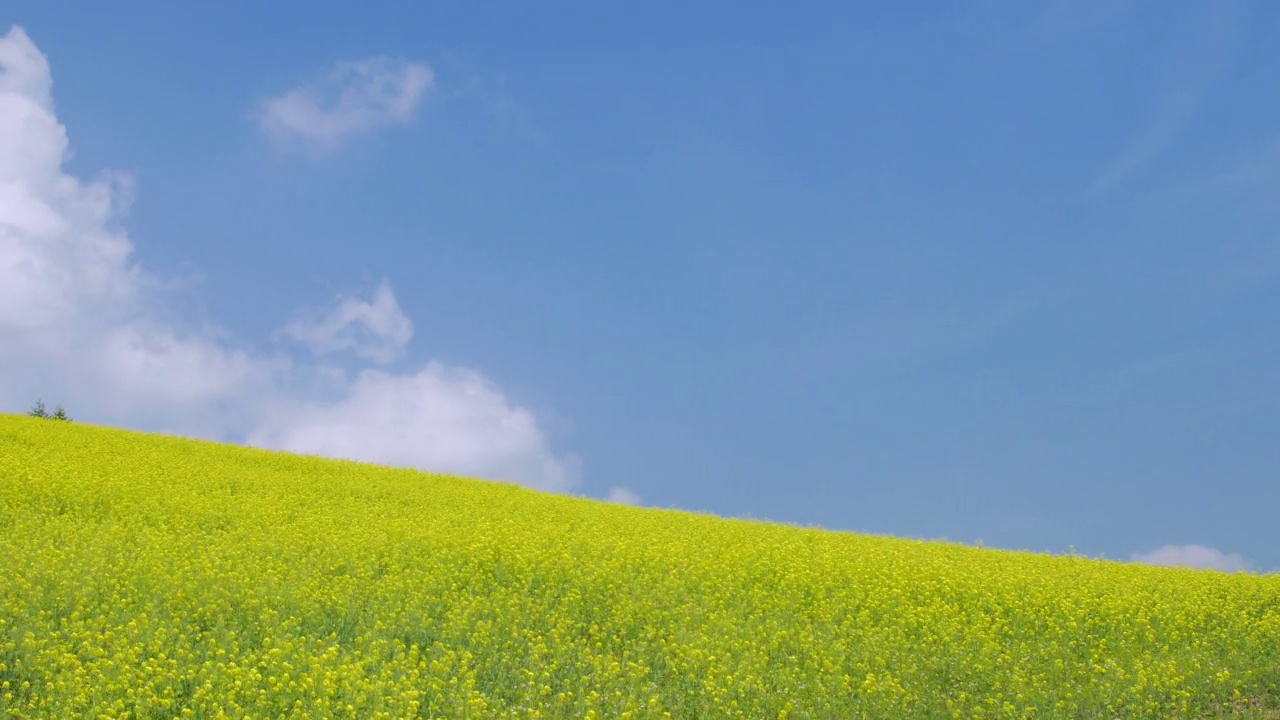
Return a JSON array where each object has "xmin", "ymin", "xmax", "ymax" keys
[
  {"xmin": 605, "ymin": 486, "xmax": 642, "ymax": 506},
  {"xmin": 281, "ymin": 279, "xmax": 413, "ymax": 364},
  {"xmin": 0, "ymin": 25, "xmax": 576, "ymax": 491},
  {"xmin": 259, "ymin": 56, "xmax": 433, "ymax": 154},
  {"xmin": 0, "ymin": 28, "xmax": 143, "ymax": 333},
  {"xmin": 1130, "ymin": 544, "xmax": 1252, "ymax": 573},
  {"xmin": 246, "ymin": 364, "xmax": 578, "ymax": 491}
]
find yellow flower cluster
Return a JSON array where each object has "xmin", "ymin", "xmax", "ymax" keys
[{"xmin": 1, "ymin": 413, "xmax": 1277, "ymax": 719}]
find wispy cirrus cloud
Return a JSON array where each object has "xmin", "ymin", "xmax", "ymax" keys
[
  {"xmin": 1204, "ymin": 131, "xmax": 1280, "ymax": 224},
  {"xmin": 1, "ymin": 25, "xmax": 577, "ymax": 492},
  {"xmin": 281, "ymin": 279, "xmax": 413, "ymax": 365},
  {"xmin": 1018, "ymin": 0, "xmax": 1138, "ymax": 46},
  {"xmin": 259, "ymin": 56, "xmax": 434, "ymax": 154},
  {"xmin": 1085, "ymin": 5, "xmax": 1238, "ymax": 196},
  {"xmin": 444, "ymin": 54, "xmax": 549, "ymax": 147}
]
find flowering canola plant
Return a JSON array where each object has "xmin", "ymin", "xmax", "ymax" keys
[{"xmin": 1, "ymin": 413, "xmax": 1278, "ymax": 719}]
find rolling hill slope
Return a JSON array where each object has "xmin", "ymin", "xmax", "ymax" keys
[{"xmin": 1, "ymin": 413, "xmax": 1277, "ymax": 719}]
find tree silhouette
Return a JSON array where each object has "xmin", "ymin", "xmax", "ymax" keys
[{"xmin": 27, "ymin": 399, "xmax": 72, "ymax": 422}]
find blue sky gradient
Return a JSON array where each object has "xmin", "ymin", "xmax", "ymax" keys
[{"xmin": 4, "ymin": 1, "xmax": 1279, "ymax": 572}]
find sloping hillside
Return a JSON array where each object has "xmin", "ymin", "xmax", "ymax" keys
[{"xmin": 1, "ymin": 413, "xmax": 1277, "ymax": 719}]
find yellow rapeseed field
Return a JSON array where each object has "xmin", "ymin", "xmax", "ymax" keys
[{"xmin": 1, "ymin": 413, "xmax": 1278, "ymax": 719}]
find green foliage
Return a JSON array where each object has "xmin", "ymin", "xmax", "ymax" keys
[
  {"xmin": 26, "ymin": 399, "xmax": 47, "ymax": 419},
  {"xmin": 26, "ymin": 399, "xmax": 71, "ymax": 422}
]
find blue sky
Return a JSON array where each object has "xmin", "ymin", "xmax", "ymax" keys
[{"xmin": 3, "ymin": 1, "xmax": 1279, "ymax": 573}]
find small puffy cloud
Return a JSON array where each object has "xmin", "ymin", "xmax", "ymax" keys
[
  {"xmin": 1130, "ymin": 544, "xmax": 1252, "ymax": 573},
  {"xmin": 605, "ymin": 487, "xmax": 642, "ymax": 506},
  {"xmin": 259, "ymin": 56, "xmax": 433, "ymax": 154},
  {"xmin": 281, "ymin": 280, "xmax": 413, "ymax": 364},
  {"xmin": 245, "ymin": 364, "xmax": 578, "ymax": 492},
  {"xmin": 0, "ymin": 25, "xmax": 576, "ymax": 491}
]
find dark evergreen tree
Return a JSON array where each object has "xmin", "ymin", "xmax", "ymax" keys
[{"xmin": 27, "ymin": 400, "xmax": 71, "ymax": 421}]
